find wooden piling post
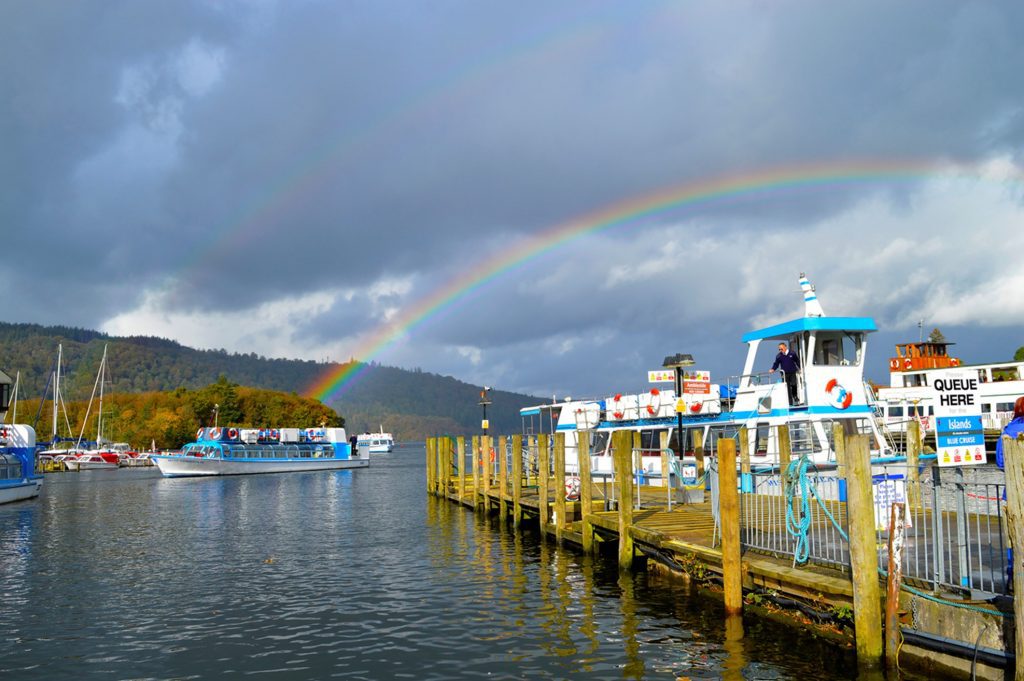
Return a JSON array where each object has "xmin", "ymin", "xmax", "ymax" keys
[
  {"xmin": 554, "ymin": 433, "xmax": 567, "ymax": 543},
  {"xmin": 512, "ymin": 434, "xmax": 523, "ymax": 527},
  {"xmin": 471, "ymin": 435, "xmax": 481, "ymax": 510},
  {"xmin": 538, "ymin": 434, "xmax": 551, "ymax": 530},
  {"xmin": 498, "ymin": 435, "xmax": 509, "ymax": 522},
  {"xmin": 718, "ymin": 437, "xmax": 743, "ymax": 615},
  {"xmin": 693, "ymin": 429, "xmax": 705, "ymax": 480},
  {"xmin": 845, "ymin": 433, "xmax": 884, "ymax": 667},
  {"xmin": 613, "ymin": 430, "xmax": 635, "ymax": 569},
  {"xmin": 443, "ymin": 437, "xmax": 453, "ymax": 498},
  {"xmin": 885, "ymin": 502, "xmax": 906, "ymax": 668},
  {"xmin": 457, "ymin": 436, "xmax": 466, "ymax": 503},
  {"xmin": 579, "ymin": 433, "xmax": 595, "ymax": 552},
  {"xmin": 426, "ymin": 437, "xmax": 435, "ymax": 495},
  {"xmin": 1002, "ymin": 435, "xmax": 1024, "ymax": 672},
  {"xmin": 660, "ymin": 430, "xmax": 671, "ymax": 509},
  {"xmin": 481, "ymin": 435, "xmax": 491, "ymax": 507},
  {"xmin": 906, "ymin": 420, "xmax": 921, "ymax": 510}
]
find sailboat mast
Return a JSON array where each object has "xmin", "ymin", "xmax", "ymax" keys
[
  {"xmin": 53, "ymin": 344, "xmax": 62, "ymax": 442},
  {"xmin": 97, "ymin": 345, "xmax": 107, "ymax": 445}
]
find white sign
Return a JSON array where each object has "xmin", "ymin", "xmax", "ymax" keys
[
  {"xmin": 648, "ymin": 370, "xmax": 675, "ymax": 383},
  {"xmin": 682, "ymin": 370, "xmax": 711, "ymax": 395},
  {"xmin": 931, "ymin": 369, "xmax": 986, "ymax": 467},
  {"xmin": 872, "ymin": 474, "xmax": 912, "ymax": 532}
]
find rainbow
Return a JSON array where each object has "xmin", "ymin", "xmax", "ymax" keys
[{"xmin": 305, "ymin": 158, "xmax": 1016, "ymax": 403}]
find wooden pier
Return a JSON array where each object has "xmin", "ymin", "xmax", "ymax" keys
[{"xmin": 427, "ymin": 426, "xmax": 1024, "ymax": 681}]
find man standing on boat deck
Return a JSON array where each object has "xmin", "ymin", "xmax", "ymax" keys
[{"xmin": 770, "ymin": 342, "xmax": 801, "ymax": 405}]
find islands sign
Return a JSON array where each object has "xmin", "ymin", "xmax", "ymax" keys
[{"xmin": 931, "ymin": 370, "xmax": 987, "ymax": 467}]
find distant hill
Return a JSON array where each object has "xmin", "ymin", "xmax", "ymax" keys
[{"xmin": 0, "ymin": 322, "xmax": 542, "ymax": 440}]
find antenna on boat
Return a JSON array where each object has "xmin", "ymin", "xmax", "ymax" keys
[{"xmin": 798, "ymin": 273, "xmax": 825, "ymax": 317}]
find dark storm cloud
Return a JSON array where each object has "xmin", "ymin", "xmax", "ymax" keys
[{"xmin": 3, "ymin": 1, "xmax": 1024, "ymax": 395}]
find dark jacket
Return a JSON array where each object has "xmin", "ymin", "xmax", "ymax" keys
[{"xmin": 772, "ymin": 350, "xmax": 800, "ymax": 374}]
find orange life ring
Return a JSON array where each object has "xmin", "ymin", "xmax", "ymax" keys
[
  {"xmin": 210, "ymin": 428, "xmax": 222, "ymax": 440},
  {"xmin": 227, "ymin": 428, "xmax": 238, "ymax": 440},
  {"xmin": 196, "ymin": 428, "xmax": 204, "ymax": 440},
  {"xmin": 950, "ymin": 358, "xmax": 960, "ymax": 367},
  {"xmin": 489, "ymin": 447, "xmax": 496, "ymax": 463},
  {"xmin": 903, "ymin": 357, "xmax": 913, "ymax": 370},
  {"xmin": 689, "ymin": 401, "xmax": 702, "ymax": 414},
  {"xmin": 611, "ymin": 393, "xmax": 624, "ymax": 420},
  {"xmin": 889, "ymin": 359, "xmax": 899, "ymax": 371}
]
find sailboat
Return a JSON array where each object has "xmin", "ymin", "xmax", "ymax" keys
[
  {"xmin": 65, "ymin": 345, "xmax": 133, "ymax": 470},
  {"xmin": 36, "ymin": 344, "xmax": 79, "ymax": 468}
]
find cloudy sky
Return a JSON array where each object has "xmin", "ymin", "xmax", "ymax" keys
[{"xmin": 4, "ymin": 1, "xmax": 1024, "ymax": 400}]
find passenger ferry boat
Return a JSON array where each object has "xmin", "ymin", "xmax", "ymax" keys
[
  {"xmin": 520, "ymin": 275, "xmax": 892, "ymax": 484},
  {"xmin": 151, "ymin": 426, "xmax": 368, "ymax": 477},
  {"xmin": 875, "ymin": 339, "xmax": 1024, "ymax": 433},
  {"xmin": 357, "ymin": 427, "xmax": 395, "ymax": 453},
  {"xmin": 0, "ymin": 425, "xmax": 43, "ymax": 504}
]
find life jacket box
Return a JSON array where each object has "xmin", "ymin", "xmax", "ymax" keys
[
  {"xmin": 278, "ymin": 428, "xmax": 301, "ymax": 444},
  {"xmin": 606, "ymin": 394, "xmax": 639, "ymax": 421},
  {"xmin": 569, "ymin": 403, "xmax": 601, "ymax": 429},
  {"xmin": 240, "ymin": 429, "xmax": 260, "ymax": 444}
]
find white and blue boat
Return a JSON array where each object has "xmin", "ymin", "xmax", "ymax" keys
[
  {"xmin": 151, "ymin": 426, "xmax": 369, "ymax": 477},
  {"xmin": 520, "ymin": 275, "xmax": 893, "ymax": 483},
  {"xmin": 0, "ymin": 424, "xmax": 43, "ymax": 504}
]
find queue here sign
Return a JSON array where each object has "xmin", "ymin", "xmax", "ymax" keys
[{"xmin": 931, "ymin": 370, "xmax": 987, "ymax": 468}]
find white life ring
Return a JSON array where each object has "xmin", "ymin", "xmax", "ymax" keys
[
  {"xmin": 227, "ymin": 428, "xmax": 238, "ymax": 440},
  {"xmin": 196, "ymin": 428, "xmax": 204, "ymax": 440},
  {"xmin": 565, "ymin": 475, "xmax": 581, "ymax": 501},
  {"xmin": 210, "ymin": 428, "xmax": 222, "ymax": 440},
  {"xmin": 611, "ymin": 393, "xmax": 624, "ymax": 420},
  {"xmin": 646, "ymin": 388, "xmax": 661, "ymax": 416}
]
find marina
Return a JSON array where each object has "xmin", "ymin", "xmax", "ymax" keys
[{"xmin": 0, "ymin": 450, "xmax": 902, "ymax": 680}]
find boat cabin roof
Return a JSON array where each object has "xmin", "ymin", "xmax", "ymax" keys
[{"xmin": 741, "ymin": 316, "xmax": 877, "ymax": 343}]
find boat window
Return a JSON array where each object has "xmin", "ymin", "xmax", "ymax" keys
[
  {"xmin": 982, "ymin": 404, "xmax": 992, "ymax": 414},
  {"xmin": 992, "ymin": 366, "xmax": 1021, "ymax": 381},
  {"xmin": 812, "ymin": 332, "xmax": 863, "ymax": 366},
  {"xmin": 788, "ymin": 421, "xmax": 818, "ymax": 455},
  {"xmin": 755, "ymin": 422, "xmax": 770, "ymax": 455},
  {"xmin": 889, "ymin": 406, "xmax": 904, "ymax": 417},
  {"xmin": 590, "ymin": 432, "xmax": 611, "ymax": 456},
  {"xmin": 707, "ymin": 425, "xmax": 740, "ymax": 454},
  {"xmin": 0, "ymin": 454, "xmax": 18, "ymax": 479},
  {"xmin": 997, "ymin": 402, "xmax": 1015, "ymax": 413}
]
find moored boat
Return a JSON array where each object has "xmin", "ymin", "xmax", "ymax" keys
[
  {"xmin": 63, "ymin": 452, "xmax": 118, "ymax": 471},
  {"xmin": 520, "ymin": 274, "xmax": 893, "ymax": 489},
  {"xmin": 151, "ymin": 426, "xmax": 368, "ymax": 477},
  {"xmin": 357, "ymin": 427, "xmax": 395, "ymax": 453},
  {"xmin": 0, "ymin": 425, "xmax": 43, "ymax": 504}
]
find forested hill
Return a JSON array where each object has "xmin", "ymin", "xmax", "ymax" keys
[{"xmin": 0, "ymin": 322, "xmax": 542, "ymax": 440}]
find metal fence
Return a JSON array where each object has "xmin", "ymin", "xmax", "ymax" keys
[{"xmin": 730, "ymin": 458, "xmax": 1010, "ymax": 597}]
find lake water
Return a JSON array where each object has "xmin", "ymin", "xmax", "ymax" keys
[{"xmin": 0, "ymin": 444, "xmax": 925, "ymax": 680}]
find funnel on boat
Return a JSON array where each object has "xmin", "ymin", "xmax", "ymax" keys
[{"xmin": 799, "ymin": 272, "xmax": 825, "ymax": 317}]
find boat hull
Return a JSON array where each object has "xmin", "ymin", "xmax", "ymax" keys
[
  {"xmin": 0, "ymin": 478, "xmax": 43, "ymax": 505},
  {"xmin": 151, "ymin": 455, "xmax": 369, "ymax": 477}
]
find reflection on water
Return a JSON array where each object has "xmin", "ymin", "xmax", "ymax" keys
[{"xmin": 0, "ymin": 446, "xmax": 926, "ymax": 680}]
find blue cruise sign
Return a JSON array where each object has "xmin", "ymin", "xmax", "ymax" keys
[{"xmin": 931, "ymin": 370, "xmax": 987, "ymax": 467}]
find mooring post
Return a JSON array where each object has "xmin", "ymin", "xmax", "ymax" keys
[
  {"xmin": 718, "ymin": 437, "xmax": 743, "ymax": 615},
  {"xmin": 579, "ymin": 433, "xmax": 595, "ymax": 552},
  {"xmin": 512, "ymin": 434, "xmax": 523, "ymax": 527},
  {"xmin": 426, "ymin": 437, "xmax": 435, "ymax": 495},
  {"xmin": 845, "ymin": 432, "xmax": 884, "ymax": 667},
  {"xmin": 538, "ymin": 434, "xmax": 551, "ymax": 530},
  {"xmin": 778, "ymin": 424, "xmax": 797, "ymax": 518},
  {"xmin": 613, "ymin": 430, "xmax": 635, "ymax": 569},
  {"xmin": 481, "ymin": 434, "xmax": 491, "ymax": 508},
  {"xmin": 906, "ymin": 420, "xmax": 921, "ymax": 510},
  {"xmin": 885, "ymin": 502, "xmax": 906, "ymax": 668},
  {"xmin": 660, "ymin": 430, "xmax": 671, "ymax": 510},
  {"xmin": 693, "ymin": 429, "xmax": 706, "ymax": 482},
  {"xmin": 457, "ymin": 436, "xmax": 466, "ymax": 503},
  {"xmin": 632, "ymin": 431, "xmax": 643, "ymax": 511},
  {"xmin": 498, "ymin": 435, "xmax": 509, "ymax": 522},
  {"xmin": 471, "ymin": 435, "xmax": 480, "ymax": 510},
  {"xmin": 1002, "ymin": 435, "xmax": 1024, "ymax": 670},
  {"xmin": 554, "ymin": 432, "xmax": 567, "ymax": 544}
]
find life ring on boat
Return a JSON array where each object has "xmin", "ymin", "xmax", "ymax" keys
[
  {"xmin": 824, "ymin": 378, "xmax": 854, "ymax": 410},
  {"xmin": 646, "ymin": 388, "xmax": 661, "ymax": 416},
  {"xmin": 689, "ymin": 401, "xmax": 702, "ymax": 414},
  {"xmin": 197, "ymin": 428, "xmax": 205, "ymax": 440},
  {"xmin": 889, "ymin": 359, "xmax": 899, "ymax": 371},
  {"xmin": 565, "ymin": 475, "xmax": 581, "ymax": 501},
  {"xmin": 210, "ymin": 428, "xmax": 222, "ymax": 440},
  {"xmin": 950, "ymin": 358, "xmax": 960, "ymax": 367},
  {"xmin": 903, "ymin": 357, "xmax": 913, "ymax": 370},
  {"xmin": 489, "ymin": 447, "xmax": 496, "ymax": 463},
  {"xmin": 227, "ymin": 428, "xmax": 238, "ymax": 440}
]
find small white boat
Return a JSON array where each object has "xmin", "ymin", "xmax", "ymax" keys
[
  {"xmin": 64, "ymin": 453, "xmax": 119, "ymax": 471},
  {"xmin": 0, "ymin": 425, "xmax": 43, "ymax": 504},
  {"xmin": 357, "ymin": 427, "xmax": 395, "ymax": 454},
  {"xmin": 151, "ymin": 427, "xmax": 369, "ymax": 477}
]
